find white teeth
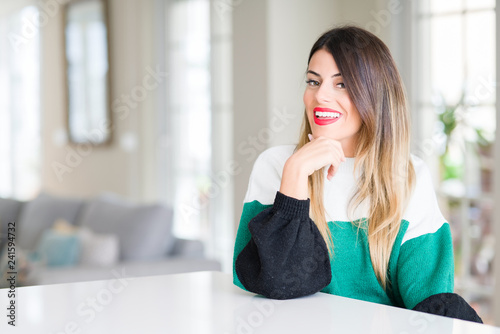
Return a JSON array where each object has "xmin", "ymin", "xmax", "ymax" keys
[{"xmin": 315, "ymin": 111, "xmax": 340, "ymax": 118}]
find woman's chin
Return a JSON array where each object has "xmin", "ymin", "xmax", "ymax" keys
[{"xmin": 312, "ymin": 132, "xmax": 337, "ymax": 140}]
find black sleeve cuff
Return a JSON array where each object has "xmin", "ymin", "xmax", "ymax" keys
[
  {"xmin": 272, "ymin": 191, "xmax": 310, "ymax": 221},
  {"xmin": 412, "ymin": 293, "xmax": 482, "ymax": 323},
  {"xmin": 235, "ymin": 191, "xmax": 331, "ymax": 300}
]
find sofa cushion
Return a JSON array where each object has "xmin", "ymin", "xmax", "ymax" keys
[
  {"xmin": 17, "ymin": 192, "xmax": 84, "ymax": 251},
  {"xmin": 36, "ymin": 229, "xmax": 81, "ymax": 267},
  {"xmin": 78, "ymin": 194, "xmax": 175, "ymax": 261},
  {"xmin": 50, "ymin": 219, "xmax": 120, "ymax": 267},
  {"xmin": 77, "ymin": 226, "xmax": 119, "ymax": 267},
  {"xmin": 0, "ymin": 197, "xmax": 23, "ymax": 248}
]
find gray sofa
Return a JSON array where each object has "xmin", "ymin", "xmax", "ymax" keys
[{"xmin": 0, "ymin": 192, "xmax": 220, "ymax": 286}]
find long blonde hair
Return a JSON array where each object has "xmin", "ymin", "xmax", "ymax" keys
[{"xmin": 297, "ymin": 26, "xmax": 415, "ymax": 289}]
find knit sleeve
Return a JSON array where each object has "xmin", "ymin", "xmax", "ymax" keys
[
  {"xmin": 232, "ymin": 147, "xmax": 331, "ymax": 299},
  {"xmin": 234, "ymin": 191, "xmax": 331, "ymax": 299}
]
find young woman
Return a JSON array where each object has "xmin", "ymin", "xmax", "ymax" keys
[{"xmin": 232, "ymin": 26, "xmax": 482, "ymax": 323}]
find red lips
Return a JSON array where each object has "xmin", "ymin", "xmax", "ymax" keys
[{"xmin": 313, "ymin": 107, "xmax": 342, "ymax": 126}]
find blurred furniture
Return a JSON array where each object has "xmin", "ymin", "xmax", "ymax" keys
[{"xmin": 0, "ymin": 192, "xmax": 220, "ymax": 286}]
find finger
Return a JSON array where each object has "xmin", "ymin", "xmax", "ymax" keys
[
  {"xmin": 308, "ymin": 133, "xmax": 313, "ymax": 141},
  {"xmin": 336, "ymin": 144, "xmax": 346, "ymax": 162},
  {"xmin": 327, "ymin": 164, "xmax": 335, "ymax": 180}
]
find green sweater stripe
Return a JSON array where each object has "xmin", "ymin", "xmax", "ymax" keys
[
  {"xmin": 387, "ymin": 220, "xmax": 410, "ymax": 307},
  {"xmin": 320, "ymin": 219, "xmax": 393, "ymax": 305},
  {"xmin": 395, "ymin": 222, "xmax": 454, "ymax": 309}
]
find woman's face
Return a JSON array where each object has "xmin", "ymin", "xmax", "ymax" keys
[{"xmin": 303, "ymin": 48, "xmax": 362, "ymax": 157}]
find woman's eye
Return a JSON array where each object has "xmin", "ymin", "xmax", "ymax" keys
[
  {"xmin": 336, "ymin": 82, "xmax": 345, "ymax": 88},
  {"xmin": 306, "ymin": 79, "xmax": 319, "ymax": 87}
]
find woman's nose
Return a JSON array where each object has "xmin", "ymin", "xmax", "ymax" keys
[{"xmin": 315, "ymin": 83, "xmax": 332, "ymax": 103}]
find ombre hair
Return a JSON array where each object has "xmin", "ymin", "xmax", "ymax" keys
[{"xmin": 296, "ymin": 26, "xmax": 415, "ymax": 289}]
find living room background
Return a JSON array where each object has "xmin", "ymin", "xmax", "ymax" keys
[{"xmin": 1, "ymin": 0, "xmax": 499, "ymax": 325}]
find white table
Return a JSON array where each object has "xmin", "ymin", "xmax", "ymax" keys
[{"xmin": 0, "ymin": 271, "xmax": 498, "ymax": 333}]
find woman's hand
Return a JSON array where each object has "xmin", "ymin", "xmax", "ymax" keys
[{"xmin": 279, "ymin": 134, "xmax": 345, "ymax": 200}]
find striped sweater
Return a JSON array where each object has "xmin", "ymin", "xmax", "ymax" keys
[{"xmin": 233, "ymin": 145, "xmax": 481, "ymax": 322}]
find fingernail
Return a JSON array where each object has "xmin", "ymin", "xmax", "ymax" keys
[{"xmin": 308, "ymin": 134, "xmax": 313, "ymax": 141}]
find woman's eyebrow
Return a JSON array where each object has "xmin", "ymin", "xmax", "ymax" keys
[{"xmin": 307, "ymin": 70, "xmax": 342, "ymax": 78}]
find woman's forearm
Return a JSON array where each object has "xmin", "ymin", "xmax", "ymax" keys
[{"xmin": 279, "ymin": 160, "xmax": 310, "ymax": 200}]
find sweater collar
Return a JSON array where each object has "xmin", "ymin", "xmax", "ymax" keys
[{"xmin": 323, "ymin": 157, "xmax": 356, "ymax": 177}]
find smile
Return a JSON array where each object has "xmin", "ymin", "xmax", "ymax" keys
[{"xmin": 313, "ymin": 107, "xmax": 342, "ymax": 126}]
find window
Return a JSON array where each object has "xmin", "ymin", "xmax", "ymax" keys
[
  {"xmin": 161, "ymin": 0, "xmax": 212, "ymax": 239},
  {"xmin": 0, "ymin": 5, "xmax": 41, "ymax": 200},
  {"xmin": 415, "ymin": 0, "xmax": 496, "ymax": 324},
  {"xmin": 156, "ymin": 0, "xmax": 234, "ymax": 271}
]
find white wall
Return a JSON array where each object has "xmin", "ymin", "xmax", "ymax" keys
[
  {"xmin": 232, "ymin": 0, "xmax": 270, "ymax": 227},
  {"xmin": 266, "ymin": 0, "xmax": 341, "ymax": 147}
]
